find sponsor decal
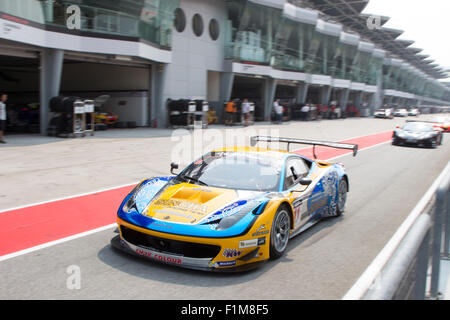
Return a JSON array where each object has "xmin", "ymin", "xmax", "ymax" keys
[
  {"xmin": 135, "ymin": 247, "xmax": 182, "ymax": 265},
  {"xmin": 239, "ymin": 239, "xmax": 258, "ymax": 249},
  {"xmin": 252, "ymin": 224, "xmax": 269, "ymax": 237},
  {"xmin": 293, "ymin": 198, "xmax": 309, "ymax": 222},
  {"xmin": 151, "ymin": 222, "xmax": 173, "ymax": 228},
  {"xmin": 154, "ymin": 209, "xmax": 194, "ymax": 220},
  {"xmin": 201, "ymin": 200, "xmax": 247, "ymax": 224},
  {"xmin": 257, "ymin": 237, "xmax": 266, "ymax": 246},
  {"xmin": 310, "ymin": 197, "xmax": 328, "ymax": 212},
  {"xmin": 153, "ymin": 199, "xmax": 207, "ymax": 214},
  {"xmin": 216, "ymin": 260, "xmax": 236, "ymax": 267},
  {"xmin": 223, "ymin": 249, "xmax": 242, "ymax": 258}
]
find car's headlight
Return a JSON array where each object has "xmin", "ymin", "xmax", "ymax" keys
[{"xmin": 122, "ymin": 184, "xmax": 143, "ymax": 213}]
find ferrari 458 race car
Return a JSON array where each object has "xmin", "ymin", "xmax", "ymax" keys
[{"xmin": 111, "ymin": 137, "xmax": 358, "ymax": 271}]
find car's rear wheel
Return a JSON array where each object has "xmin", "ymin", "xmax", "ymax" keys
[
  {"xmin": 336, "ymin": 179, "xmax": 348, "ymax": 216},
  {"xmin": 269, "ymin": 205, "xmax": 291, "ymax": 260}
]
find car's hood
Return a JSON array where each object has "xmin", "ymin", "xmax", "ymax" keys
[{"xmin": 140, "ymin": 182, "xmax": 264, "ymax": 225}]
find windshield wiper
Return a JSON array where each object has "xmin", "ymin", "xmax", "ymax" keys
[{"xmin": 178, "ymin": 174, "xmax": 208, "ymax": 186}]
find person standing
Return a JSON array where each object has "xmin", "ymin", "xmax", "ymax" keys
[
  {"xmin": 300, "ymin": 103, "xmax": 310, "ymax": 121},
  {"xmin": 273, "ymin": 99, "xmax": 283, "ymax": 124},
  {"xmin": 0, "ymin": 93, "xmax": 7, "ymax": 144},
  {"xmin": 225, "ymin": 100, "xmax": 235, "ymax": 126},
  {"xmin": 242, "ymin": 98, "xmax": 250, "ymax": 127}
]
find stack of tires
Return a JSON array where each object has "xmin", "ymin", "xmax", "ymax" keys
[
  {"xmin": 47, "ymin": 96, "xmax": 80, "ymax": 136},
  {"xmin": 168, "ymin": 99, "xmax": 190, "ymax": 126}
]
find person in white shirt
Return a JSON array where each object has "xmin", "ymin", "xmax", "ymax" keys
[
  {"xmin": 0, "ymin": 93, "xmax": 7, "ymax": 143},
  {"xmin": 273, "ymin": 99, "xmax": 283, "ymax": 124},
  {"xmin": 242, "ymin": 98, "xmax": 251, "ymax": 126},
  {"xmin": 300, "ymin": 104, "xmax": 310, "ymax": 121}
]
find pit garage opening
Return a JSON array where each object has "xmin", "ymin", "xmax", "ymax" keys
[
  {"xmin": 230, "ymin": 75, "xmax": 265, "ymax": 121},
  {"xmin": 59, "ymin": 56, "xmax": 152, "ymax": 130},
  {"xmin": 0, "ymin": 45, "xmax": 40, "ymax": 134},
  {"xmin": 274, "ymin": 82, "xmax": 297, "ymax": 121}
]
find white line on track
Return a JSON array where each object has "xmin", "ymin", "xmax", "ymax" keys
[
  {"xmin": 0, "ymin": 182, "xmax": 139, "ymax": 214},
  {"xmin": 0, "ymin": 224, "xmax": 117, "ymax": 262},
  {"xmin": 0, "ymin": 132, "xmax": 393, "ymax": 262}
]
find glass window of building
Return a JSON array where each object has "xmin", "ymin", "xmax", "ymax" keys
[
  {"xmin": 174, "ymin": 8, "xmax": 186, "ymax": 33},
  {"xmin": 272, "ymin": 17, "xmax": 315, "ymax": 72},
  {"xmin": 9, "ymin": 0, "xmax": 179, "ymax": 49},
  {"xmin": 225, "ymin": 0, "xmax": 283, "ymax": 64},
  {"xmin": 192, "ymin": 13, "xmax": 204, "ymax": 37},
  {"xmin": 209, "ymin": 18, "xmax": 220, "ymax": 41}
]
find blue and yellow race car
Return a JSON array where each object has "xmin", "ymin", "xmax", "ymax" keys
[{"xmin": 111, "ymin": 137, "xmax": 358, "ymax": 271}]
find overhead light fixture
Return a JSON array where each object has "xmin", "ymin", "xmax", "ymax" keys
[{"xmin": 115, "ymin": 55, "xmax": 132, "ymax": 61}]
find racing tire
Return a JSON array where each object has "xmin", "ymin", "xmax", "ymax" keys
[
  {"xmin": 269, "ymin": 205, "xmax": 291, "ymax": 260},
  {"xmin": 336, "ymin": 179, "xmax": 348, "ymax": 216}
]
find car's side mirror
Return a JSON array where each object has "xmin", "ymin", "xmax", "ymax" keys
[
  {"xmin": 299, "ymin": 178, "xmax": 312, "ymax": 186},
  {"xmin": 170, "ymin": 162, "xmax": 179, "ymax": 175}
]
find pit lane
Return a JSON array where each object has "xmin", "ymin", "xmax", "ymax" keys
[{"xmin": 0, "ymin": 116, "xmax": 449, "ymax": 299}]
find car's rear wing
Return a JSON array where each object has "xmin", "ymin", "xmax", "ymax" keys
[{"xmin": 250, "ymin": 136, "xmax": 358, "ymax": 159}]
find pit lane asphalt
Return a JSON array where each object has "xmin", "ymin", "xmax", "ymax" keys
[{"xmin": 0, "ymin": 116, "xmax": 449, "ymax": 299}]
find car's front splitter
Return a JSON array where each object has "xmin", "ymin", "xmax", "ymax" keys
[{"xmin": 110, "ymin": 235, "xmax": 266, "ymax": 273}]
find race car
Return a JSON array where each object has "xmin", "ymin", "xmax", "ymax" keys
[
  {"xmin": 429, "ymin": 116, "xmax": 450, "ymax": 133},
  {"xmin": 111, "ymin": 137, "xmax": 358, "ymax": 271},
  {"xmin": 393, "ymin": 121, "xmax": 443, "ymax": 148},
  {"xmin": 94, "ymin": 111, "xmax": 119, "ymax": 126},
  {"xmin": 393, "ymin": 109, "xmax": 408, "ymax": 117},
  {"xmin": 374, "ymin": 109, "xmax": 393, "ymax": 119}
]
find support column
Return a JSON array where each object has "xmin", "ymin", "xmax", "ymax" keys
[
  {"xmin": 40, "ymin": 48, "xmax": 64, "ymax": 135},
  {"xmin": 295, "ymin": 82, "xmax": 309, "ymax": 104},
  {"xmin": 263, "ymin": 78, "xmax": 277, "ymax": 121},
  {"xmin": 151, "ymin": 62, "xmax": 168, "ymax": 128},
  {"xmin": 339, "ymin": 88, "xmax": 349, "ymax": 110},
  {"xmin": 320, "ymin": 85, "xmax": 332, "ymax": 105},
  {"xmin": 368, "ymin": 93, "xmax": 376, "ymax": 115},
  {"xmin": 354, "ymin": 91, "xmax": 363, "ymax": 109},
  {"xmin": 219, "ymin": 72, "xmax": 235, "ymax": 123}
]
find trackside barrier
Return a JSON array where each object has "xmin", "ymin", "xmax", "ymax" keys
[{"xmin": 343, "ymin": 161, "xmax": 450, "ymax": 300}]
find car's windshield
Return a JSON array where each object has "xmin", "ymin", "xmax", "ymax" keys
[
  {"xmin": 402, "ymin": 123, "xmax": 433, "ymax": 132},
  {"xmin": 176, "ymin": 152, "xmax": 282, "ymax": 191}
]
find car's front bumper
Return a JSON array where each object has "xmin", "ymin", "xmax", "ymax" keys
[
  {"xmin": 393, "ymin": 136, "xmax": 435, "ymax": 146},
  {"xmin": 112, "ymin": 218, "xmax": 270, "ymax": 272},
  {"xmin": 111, "ymin": 235, "xmax": 266, "ymax": 272}
]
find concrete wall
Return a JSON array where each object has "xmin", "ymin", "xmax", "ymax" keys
[{"xmin": 162, "ymin": 0, "xmax": 227, "ymax": 101}]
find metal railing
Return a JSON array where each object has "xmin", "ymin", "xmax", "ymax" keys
[{"xmin": 343, "ymin": 161, "xmax": 450, "ymax": 300}]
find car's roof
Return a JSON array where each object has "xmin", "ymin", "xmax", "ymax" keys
[{"xmin": 211, "ymin": 146, "xmax": 292, "ymax": 159}]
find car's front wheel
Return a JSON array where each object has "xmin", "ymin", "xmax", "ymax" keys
[{"xmin": 269, "ymin": 205, "xmax": 291, "ymax": 260}]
